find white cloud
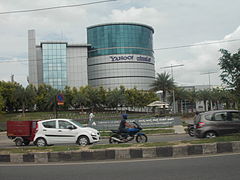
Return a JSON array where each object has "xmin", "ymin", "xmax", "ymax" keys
[
  {"xmin": 106, "ymin": 7, "xmax": 165, "ymax": 27},
  {"xmin": 224, "ymin": 26, "xmax": 240, "ymax": 40},
  {"xmin": 0, "ymin": 61, "xmax": 28, "ymax": 86},
  {"xmin": 0, "ymin": 0, "xmax": 240, "ymax": 88},
  {"xmin": 155, "ymin": 25, "xmax": 240, "ymax": 86}
]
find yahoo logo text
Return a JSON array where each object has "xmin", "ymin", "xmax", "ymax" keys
[{"xmin": 110, "ymin": 56, "xmax": 134, "ymax": 61}]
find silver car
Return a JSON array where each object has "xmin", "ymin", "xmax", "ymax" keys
[{"xmin": 194, "ymin": 110, "xmax": 240, "ymax": 138}]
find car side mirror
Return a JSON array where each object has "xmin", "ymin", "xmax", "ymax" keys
[{"xmin": 67, "ymin": 125, "xmax": 75, "ymax": 130}]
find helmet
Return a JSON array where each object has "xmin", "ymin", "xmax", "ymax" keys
[{"xmin": 122, "ymin": 114, "xmax": 128, "ymax": 119}]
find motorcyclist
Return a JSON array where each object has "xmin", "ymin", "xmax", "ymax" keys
[{"xmin": 118, "ymin": 114, "xmax": 134, "ymax": 140}]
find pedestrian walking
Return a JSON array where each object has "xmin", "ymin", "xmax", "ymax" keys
[{"xmin": 89, "ymin": 112, "xmax": 95, "ymax": 126}]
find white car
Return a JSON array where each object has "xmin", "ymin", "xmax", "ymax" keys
[{"xmin": 34, "ymin": 119, "xmax": 100, "ymax": 147}]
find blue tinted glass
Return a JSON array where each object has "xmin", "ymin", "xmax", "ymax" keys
[
  {"xmin": 42, "ymin": 43, "xmax": 67, "ymax": 90},
  {"xmin": 87, "ymin": 24, "xmax": 154, "ymax": 57}
]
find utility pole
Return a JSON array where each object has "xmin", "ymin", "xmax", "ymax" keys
[
  {"xmin": 200, "ymin": 71, "xmax": 217, "ymax": 111},
  {"xmin": 200, "ymin": 71, "xmax": 217, "ymax": 89},
  {"xmin": 160, "ymin": 64, "xmax": 184, "ymax": 114},
  {"xmin": 11, "ymin": 74, "xmax": 14, "ymax": 82}
]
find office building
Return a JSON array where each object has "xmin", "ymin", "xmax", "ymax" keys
[
  {"xmin": 28, "ymin": 30, "xmax": 89, "ymax": 90},
  {"xmin": 28, "ymin": 23, "xmax": 155, "ymax": 90},
  {"xmin": 87, "ymin": 23, "xmax": 155, "ymax": 90}
]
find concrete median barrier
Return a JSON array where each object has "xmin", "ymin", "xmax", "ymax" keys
[{"xmin": 1, "ymin": 141, "xmax": 240, "ymax": 164}]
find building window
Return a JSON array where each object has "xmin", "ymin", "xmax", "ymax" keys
[
  {"xmin": 87, "ymin": 24, "xmax": 153, "ymax": 57},
  {"xmin": 42, "ymin": 43, "xmax": 67, "ymax": 90}
]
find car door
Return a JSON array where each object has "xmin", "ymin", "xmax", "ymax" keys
[
  {"xmin": 228, "ymin": 111, "xmax": 240, "ymax": 133},
  {"xmin": 57, "ymin": 120, "xmax": 78, "ymax": 144},
  {"xmin": 41, "ymin": 120, "xmax": 60, "ymax": 144},
  {"xmin": 212, "ymin": 111, "xmax": 239, "ymax": 136},
  {"xmin": 212, "ymin": 111, "xmax": 233, "ymax": 135}
]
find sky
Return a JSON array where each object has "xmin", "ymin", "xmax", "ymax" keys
[{"xmin": 0, "ymin": 0, "xmax": 240, "ymax": 87}]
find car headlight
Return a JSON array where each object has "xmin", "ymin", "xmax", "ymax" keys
[{"xmin": 91, "ymin": 132, "xmax": 97, "ymax": 136}]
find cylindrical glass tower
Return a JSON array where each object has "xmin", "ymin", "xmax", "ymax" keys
[{"xmin": 87, "ymin": 23, "xmax": 155, "ymax": 90}]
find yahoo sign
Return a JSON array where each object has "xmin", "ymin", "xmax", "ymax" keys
[
  {"xmin": 110, "ymin": 55, "xmax": 152, "ymax": 62},
  {"xmin": 110, "ymin": 56, "xmax": 134, "ymax": 61}
]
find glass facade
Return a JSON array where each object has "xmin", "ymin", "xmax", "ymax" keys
[
  {"xmin": 87, "ymin": 23, "xmax": 155, "ymax": 90},
  {"xmin": 87, "ymin": 23, "xmax": 153, "ymax": 57},
  {"xmin": 42, "ymin": 43, "xmax": 67, "ymax": 90}
]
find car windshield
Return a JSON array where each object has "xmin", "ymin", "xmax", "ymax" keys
[{"xmin": 69, "ymin": 119, "xmax": 83, "ymax": 127}]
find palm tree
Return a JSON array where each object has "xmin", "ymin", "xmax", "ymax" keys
[
  {"xmin": 25, "ymin": 84, "xmax": 37, "ymax": 111},
  {"xmin": 196, "ymin": 89, "xmax": 211, "ymax": 111},
  {"xmin": 71, "ymin": 87, "xmax": 87, "ymax": 113},
  {"xmin": 219, "ymin": 89, "xmax": 237, "ymax": 109},
  {"xmin": 106, "ymin": 87, "xmax": 126, "ymax": 112},
  {"xmin": 188, "ymin": 90, "xmax": 197, "ymax": 112},
  {"xmin": 0, "ymin": 89, "xmax": 3, "ymax": 112},
  {"xmin": 151, "ymin": 72, "xmax": 175, "ymax": 102},
  {"xmin": 173, "ymin": 87, "xmax": 189, "ymax": 113},
  {"xmin": 14, "ymin": 85, "xmax": 26, "ymax": 116}
]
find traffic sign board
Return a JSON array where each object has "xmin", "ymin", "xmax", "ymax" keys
[{"xmin": 57, "ymin": 94, "xmax": 64, "ymax": 105}]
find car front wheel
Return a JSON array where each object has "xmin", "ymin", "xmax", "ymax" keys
[
  {"xmin": 77, "ymin": 136, "xmax": 90, "ymax": 146},
  {"xmin": 205, "ymin": 131, "xmax": 217, "ymax": 138},
  {"xmin": 35, "ymin": 138, "xmax": 47, "ymax": 147},
  {"xmin": 15, "ymin": 138, "xmax": 23, "ymax": 146}
]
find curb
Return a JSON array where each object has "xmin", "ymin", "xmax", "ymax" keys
[
  {"xmin": 0, "ymin": 131, "xmax": 6, "ymax": 135},
  {"xmin": 1, "ymin": 141, "xmax": 240, "ymax": 163}
]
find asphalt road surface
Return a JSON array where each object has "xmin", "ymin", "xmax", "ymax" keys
[
  {"xmin": 0, "ymin": 132, "xmax": 195, "ymax": 148},
  {"xmin": 1, "ymin": 153, "xmax": 240, "ymax": 180}
]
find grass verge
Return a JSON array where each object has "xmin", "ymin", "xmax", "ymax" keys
[
  {"xmin": 183, "ymin": 134, "xmax": 240, "ymax": 144},
  {"xmin": 0, "ymin": 145, "xmax": 82, "ymax": 154},
  {"xmin": 100, "ymin": 129, "xmax": 174, "ymax": 137},
  {"xmin": 1, "ymin": 134, "xmax": 240, "ymax": 154},
  {"xmin": 142, "ymin": 129, "xmax": 174, "ymax": 134}
]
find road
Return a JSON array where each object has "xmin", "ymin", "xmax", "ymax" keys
[
  {"xmin": 0, "ymin": 132, "xmax": 195, "ymax": 148},
  {"xmin": 1, "ymin": 153, "xmax": 240, "ymax": 180}
]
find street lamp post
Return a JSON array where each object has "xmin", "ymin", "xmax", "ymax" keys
[
  {"xmin": 200, "ymin": 71, "xmax": 217, "ymax": 89},
  {"xmin": 200, "ymin": 71, "xmax": 217, "ymax": 111},
  {"xmin": 160, "ymin": 64, "xmax": 184, "ymax": 114}
]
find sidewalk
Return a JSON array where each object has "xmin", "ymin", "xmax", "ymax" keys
[{"xmin": 173, "ymin": 125, "xmax": 186, "ymax": 134}]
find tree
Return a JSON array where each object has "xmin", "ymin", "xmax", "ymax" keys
[
  {"xmin": 84, "ymin": 86, "xmax": 102, "ymax": 111},
  {"xmin": 106, "ymin": 87, "xmax": 126, "ymax": 112},
  {"xmin": 0, "ymin": 81, "xmax": 19, "ymax": 112},
  {"xmin": 0, "ymin": 95, "xmax": 3, "ymax": 112},
  {"xmin": 125, "ymin": 88, "xmax": 140, "ymax": 108},
  {"xmin": 137, "ymin": 90, "xmax": 158, "ymax": 111},
  {"xmin": 188, "ymin": 90, "xmax": 197, "ymax": 112},
  {"xmin": 210, "ymin": 88, "xmax": 224, "ymax": 110},
  {"xmin": 36, "ymin": 84, "xmax": 58, "ymax": 111},
  {"xmin": 71, "ymin": 87, "xmax": 87, "ymax": 113},
  {"xmin": 15, "ymin": 84, "xmax": 37, "ymax": 115},
  {"xmin": 63, "ymin": 86, "xmax": 74, "ymax": 110},
  {"xmin": 25, "ymin": 84, "xmax": 37, "ymax": 111},
  {"xmin": 98, "ymin": 86, "xmax": 107, "ymax": 109},
  {"xmin": 151, "ymin": 72, "xmax": 175, "ymax": 102},
  {"xmin": 218, "ymin": 49, "xmax": 240, "ymax": 106},
  {"xmin": 0, "ymin": 87, "xmax": 4, "ymax": 112},
  {"xmin": 173, "ymin": 87, "xmax": 190, "ymax": 113},
  {"xmin": 218, "ymin": 89, "xmax": 237, "ymax": 109},
  {"xmin": 143, "ymin": 91, "xmax": 159, "ymax": 105},
  {"xmin": 197, "ymin": 89, "xmax": 211, "ymax": 111},
  {"xmin": 14, "ymin": 85, "xmax": 27, "ymax": 116}
]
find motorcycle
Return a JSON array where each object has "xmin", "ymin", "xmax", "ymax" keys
[{"xmin": 109, "ymin": 122, "xmax": 148, "ymax": 143}]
